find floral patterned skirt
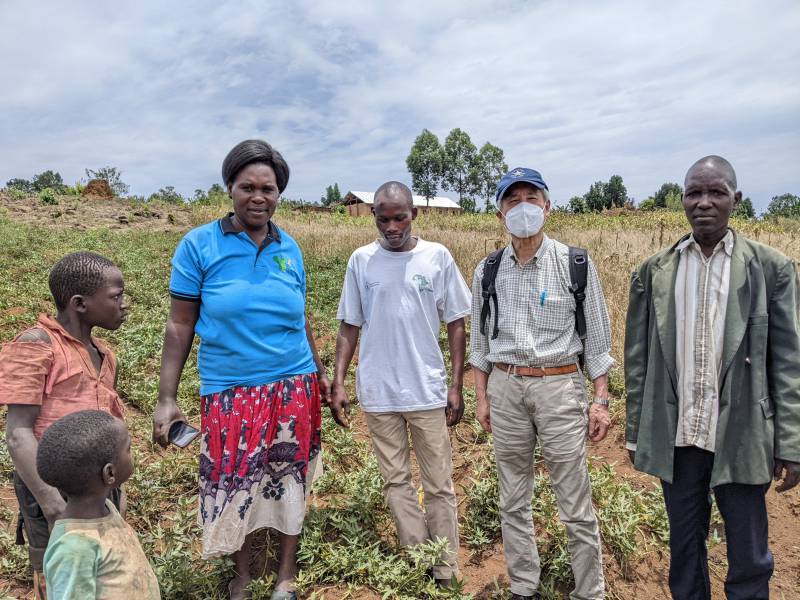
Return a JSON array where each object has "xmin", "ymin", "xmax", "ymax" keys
[{"xmin": 198, "ymin": 373, "xmax": 321, "ymax": 559}]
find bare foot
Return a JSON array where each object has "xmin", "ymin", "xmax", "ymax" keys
[{"xmin": 228, "ymin": 574, "xmax": 252, "ymax": 600}]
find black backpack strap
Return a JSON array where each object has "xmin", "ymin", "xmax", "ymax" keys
[
  {"xmin": 568, "ymin": 246, "xmax": 589, "ymax": 369},
  {"xmin": 480, "ymin": 248, "xmax": 505, "ymax": 340}
]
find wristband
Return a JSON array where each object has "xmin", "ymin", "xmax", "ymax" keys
[{"xmin": 592, "ymin": 396, "xmax": 609, "ymax": 406}]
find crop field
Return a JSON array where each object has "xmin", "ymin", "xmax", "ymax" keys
[{"xmin": 0, "ymin": 192, "xmax": 798, "ymax": 599}]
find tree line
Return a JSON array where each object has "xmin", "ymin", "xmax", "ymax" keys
[
  {"xmin": 5, "ymin": 164, "xmax": 799, "ymax": 220},
  {"xmin": 405, "ymin": 128, "xmax": 508, "ymax": 212}
]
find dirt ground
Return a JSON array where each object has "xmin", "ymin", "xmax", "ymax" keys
[{"xmin": 0, "ymin": 192, "xmax": 194, "ymax": 232}]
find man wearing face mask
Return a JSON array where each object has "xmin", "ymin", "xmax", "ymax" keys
[{"xmin": 470, "ymin": 168, "xmax": 613, "ymax": 600}]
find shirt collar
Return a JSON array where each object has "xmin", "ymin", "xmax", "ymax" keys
[
  {"xmin": 508, "ymin": 234, "xmax": 551, "ymax": 264},
  {"xmin": 36, "ymin": 314, "xmax": 108, "ymax": 352},
  {"xmin": 677, "ymin": 229, "xmax": 734, "ymax": 257},
  {"xmin": 219, "ymin": 213, "xmax": 281, "ymax": 242}
]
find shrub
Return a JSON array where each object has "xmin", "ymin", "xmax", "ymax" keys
[{"xmin": 39, "ymin": 188, "xmax": 58, "ymax": 205}]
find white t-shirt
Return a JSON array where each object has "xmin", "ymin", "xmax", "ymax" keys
[{"xmin": 336, "ymin": 238, "xmax": 472, "ymax": 412}]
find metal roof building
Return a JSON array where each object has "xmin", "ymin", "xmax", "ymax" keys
[{"xmin": 342, "ymin": 191, "xmax": 462, "ymax": 216}]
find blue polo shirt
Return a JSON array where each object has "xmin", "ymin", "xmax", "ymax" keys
[{"xmin": 169, "ymin": 214, "xmax": 316, "ymax": 395}]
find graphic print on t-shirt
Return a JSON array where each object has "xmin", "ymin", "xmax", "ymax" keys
[{"xmin": 413, "ymin": 274, "xmax": 433, "ymax": 292}]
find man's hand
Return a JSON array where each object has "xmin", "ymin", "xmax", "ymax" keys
[
  {"xmin": 476, "ymin": 395, "xmax": 491, "ymax": 433},
  {"xmin": 317, "ymin": 372, "xmax": 332, "ymax": 406},
  {"xmin": 329, "ymin": 382, "xmax": 351, "ymax": 428},
  {"xmin": 588, "ymin": 403, "xmax": 611, "ymax": 442},
  {"xmin": 774, "ymin": 458, "xmax": 800, "ymax": 492},
  {"xmin": 445, "ymin": 387, "xmax": 464, "ymax": 427},
  {"xmin": 152, "ymin": 397, "xmax": 187, "ymax": 448}
]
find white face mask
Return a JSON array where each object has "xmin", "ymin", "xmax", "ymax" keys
[{"xmin": 502, "ymin": 202, "xmax": 545, "ymax": 238}]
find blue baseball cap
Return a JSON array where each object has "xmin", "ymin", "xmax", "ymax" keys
[{"xmin": 495, "ymin": 167, "xmax": 549, "ymax": 204}]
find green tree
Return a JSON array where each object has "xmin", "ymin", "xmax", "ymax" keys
[
  {"xmin": 604, "ymin": 175, "xmax": 627, "ymax": 208},
  {"xmin": 441, "ymin": 128, "xmax": 478, "ymax": 208},
  {"xmin": 321, "ymin": 183, "xmax": 343, "ymax": 206},
  {"xmin": 654, "ymin": 182, "xmax": 683, "ymax": 209},
  {"xmin": 734, "ymin": 196, "xmax": 755, "ymax": 219},
  {"xmin": 665, "ymin": 189, "xmax": 683, "ymax": 211},
  {"xmin": 32, "ymin": 170, "xmax": 66, "ymax": 193},
  {"xmin": 5, "ymin": 178, "xmax": 33, "ymax": 193},
  {"xmin": 406, "ymin": 129, "xmax": 444, "ymax": 206},
  {"xmin": 639, "ymin": 197, "xmax": 656, "ymax": 211},
  {"xmin": 568, "ymin": 195, "xmax": 587, "ymax": 214},
  {"xmin": 471, "ymin": 142, "xmax": 508, "ymax": 210},
  {"xmin": 766, "ymin": 193, "xmax": 800, "ymax": 219},
  {"xmin": 583, "ymin": 181, "xmax": 607, "ymax": 212},
  {"xmin": 85, "ymin": 166, "xmax": 129, "ymax": 196},
  {"xmin": 148, "ymin": 186, "xmax": 184, "ymax": 204}
]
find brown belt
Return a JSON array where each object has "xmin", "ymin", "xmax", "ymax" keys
[{"xmin": 494, "ymin": 362, "xmax": 578, "ymax": 377}]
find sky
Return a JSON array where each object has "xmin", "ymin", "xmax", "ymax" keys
[{"xmin": 1, "ymin": 0, "xmax": 798, "ymax": 212}]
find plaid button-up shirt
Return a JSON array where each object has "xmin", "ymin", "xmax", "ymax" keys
[{"xmin": 469, "ymin": 235, "xmax": 615, "ymax": 381}]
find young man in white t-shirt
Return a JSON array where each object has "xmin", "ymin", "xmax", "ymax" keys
[{"xmin": 330, "ymin": 181, "xmax": 471, "ymax": 585}]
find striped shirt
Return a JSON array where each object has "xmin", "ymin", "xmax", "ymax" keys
[
  {"xmin": 469, "ymin": 235, "xmax": 614, "ymax": 380},
  {"xmin": 674, "ymin": 230, "xmax": 734, "ymax": 452}
]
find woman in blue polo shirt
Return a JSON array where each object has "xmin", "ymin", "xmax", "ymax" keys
[{"xmin": 153, "ymin": 139, "xmax": 330, "ymax": 600}]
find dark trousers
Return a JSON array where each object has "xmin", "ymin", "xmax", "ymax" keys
[{"xmin": 661, "ymin": 446, "xmax": 773, "ymax": 600}]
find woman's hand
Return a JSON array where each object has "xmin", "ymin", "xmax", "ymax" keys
[{"xmin": 152, "ymin": 397, "xmax": 187, "ymax": 448}]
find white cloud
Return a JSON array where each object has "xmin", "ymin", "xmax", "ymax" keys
[{"xmin": 0, "ymin": 0, "xmax": 797, "ymax": 210}]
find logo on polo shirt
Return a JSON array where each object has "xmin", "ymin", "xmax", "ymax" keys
[{"xmin": 273, "ymin": 255, "xmax": 292, "ymax": 272}]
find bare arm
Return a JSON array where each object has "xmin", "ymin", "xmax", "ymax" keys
[
  {"xmin": 329, "ymin": 321, "xmax": 360, "ymax": 428},
  {"xmin": 445, "ymin": 318, "xmax": 466, "ymax": 426},
  {"xmin": 474, "ymin": 367, "xmax": 492, "ymax": 433},
  {"xmin": 153, "ymin": 298, "xmax": 199, "ymax": 447},
  {"xmin": 305, "ymin": 317, "xmax": 330, "ymax": 404},
  {"xmin": 7, "ymin": 404, "xmax": 65, "ymax": 524}
]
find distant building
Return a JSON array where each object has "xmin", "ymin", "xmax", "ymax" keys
[{"xmin": 342, "ymin": 191, "xmax": 463, "ymax": 216}]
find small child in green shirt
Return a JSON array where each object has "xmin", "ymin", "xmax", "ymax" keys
[{"xmin": 36, "ymin": 410, "xmax": 160, "ymax": 599}]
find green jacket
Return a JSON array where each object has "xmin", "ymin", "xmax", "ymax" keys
[{"xmin": 624, "ymin": 233, "xmax": 800, "ymax": 486}]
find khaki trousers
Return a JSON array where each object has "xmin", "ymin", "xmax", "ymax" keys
[
  {"xmin": 364, "ymin": 408, "xmax": 459, "ymax": 579},
  {"xmin": 488, "ymin": 368, "xmax": 604, "ymax": 599}
]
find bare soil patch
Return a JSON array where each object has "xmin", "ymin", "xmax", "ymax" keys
[{"xmin": 0, "ymin": 191, "xmax": 193, "ymax": 233}]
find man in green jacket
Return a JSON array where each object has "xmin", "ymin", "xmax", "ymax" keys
[{"xmin": 624, "ymin": 155, "xmax": 800, "ymax": 600}]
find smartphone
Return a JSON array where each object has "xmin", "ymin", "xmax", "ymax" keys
[{"xmin": 168, "ymin": 421, "xmax": 199, "ymax": 448}]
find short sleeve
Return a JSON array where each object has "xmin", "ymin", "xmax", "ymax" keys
[
  {"xmin": 169, "ymin": 235, "xmax": 203, "ymax": 301},
  {"xmin": 44, "ymin": 532, "xmax": 100, "ymax": 600},
  {"xmin": 439, "ymin": 252, "xmax": 472, "ymax": 323},
  {"xmin": 0, "ymin": 340, "xmax": 53, "ymax": 406},
  {"xmin": 336, "ymin": 255, "xmax": 364, "ymax": 327}
]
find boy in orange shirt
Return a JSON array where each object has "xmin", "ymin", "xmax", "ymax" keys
[{"xmin": 0, "ymin": 252, "xmax": 128, "ymax": 599}]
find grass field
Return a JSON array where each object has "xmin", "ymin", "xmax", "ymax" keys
[{"xmin": 1, "ymin": 193, "xmax": 799, "ymax": 599}]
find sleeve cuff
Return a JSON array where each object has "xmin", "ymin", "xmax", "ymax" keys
[
  {"xmin": 469, "ymin": 355, "xmax": 493, "ymax": 374},
  {"xmin": 338, "ymin": 316, "xmax": 364, "ymax": 327},
  {"xmin": 585, "ymin": 352, "xmax": 615, "ymax": 380},
  {"xmin": 625, "ymin": 442, "xmax": 637, "ymax": 451},
  {"xmin": 169, "ymin": 290, "xmax": 201, "ymax": 302},
  {"xmin": 445, "ymin": 310, "xmax": 470, "ymax": 324}
]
